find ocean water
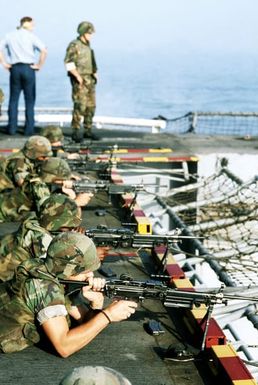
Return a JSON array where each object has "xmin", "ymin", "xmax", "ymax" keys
[{"xmin": 1, "ymin": 51, "xmax": 258, "ymax": 121}]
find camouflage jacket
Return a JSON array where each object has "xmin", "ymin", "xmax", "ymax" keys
[
  {"xmin": 0, "ymin": 259, "xmax": 70, "ymax": 353},
  {"xmin": 0, "ymin": 174, "xmax": 50, "ymax": 222},
  {"xmin": 0, "ymin": 212, "xmax": 53, "ymax": 281},
  {"xmin": 64, "ymin": 38, "xmax": 97, "ymax": 76},
  {"xmin": 5, "ymin": 150, "xmax": 35, "ymax": 186},
  {"xmin": 0, "ymin": 156, "xmax": 14, "ymax": 192}
]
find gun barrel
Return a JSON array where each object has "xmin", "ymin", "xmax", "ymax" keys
[
  {"xmin": 85, "ymin": 229, "xmax": 205, "ymax": 248},
  {"xmin": 73, "ymin": 182, "xmax": 159, "ymax": 195}
]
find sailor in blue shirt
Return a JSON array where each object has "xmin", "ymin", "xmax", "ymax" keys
[{"xmin": 0, "ymin": 16, "xmax": 47, "ymax": 135}]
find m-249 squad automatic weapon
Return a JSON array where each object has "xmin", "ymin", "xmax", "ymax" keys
[
  {"xmin": 72, "ymin": 180, "xmax": 159, "ymax": 195},
  {"xmin": 84, "ymin": 226, "xmax": 203, "ymax": 248},
  {"xmin": 66, "ymin": 159, "xmax": 112, "ymax": 173},
  {"xmin": 60, "ymin": 275, "xmax": 258, "ymax": 350},
  {"xmin": 52, "ymin": 142, "xmax": 121, "ymax": 154}
]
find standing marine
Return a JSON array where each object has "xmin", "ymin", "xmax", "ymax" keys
[{"xmin": 64, "ymin": 21, "xmax": 98, "ymax": 142}]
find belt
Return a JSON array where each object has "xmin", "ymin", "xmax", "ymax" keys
[{"xmin": 12, "ymin": 63, "xmax": 33, "ymax": 66}]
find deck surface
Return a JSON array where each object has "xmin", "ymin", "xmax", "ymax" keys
[{"xmin": 0, "ymin": 126, "xmax": 256, "ymax": 385}]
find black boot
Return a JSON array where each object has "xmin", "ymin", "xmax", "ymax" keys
[
  {"xmin": 72, "ymin": 130, "xmax": 81, "ymax": 143},
  {"xmin": 83, "ymin": 131, "xmax": 99, "ymax": 141}
]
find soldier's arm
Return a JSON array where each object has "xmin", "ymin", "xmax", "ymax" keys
[
  {"xmin": 64, "ymin": 42, "xmax": 83, "ymax": 85},
  {"xmin": 41, "ymin": 311, "xmax": 110, "ymax": 357}
]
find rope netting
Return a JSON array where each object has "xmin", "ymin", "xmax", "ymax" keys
[
  {"xmin": 162, "ymin": 169, "xmax": 258, "ymax": 282},
  {"xmin": 164, "ymin": 112, "xmax": 258, "ymax": 136}
]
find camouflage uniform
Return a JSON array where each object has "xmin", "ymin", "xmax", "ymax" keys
[
  {"xmin": 64, "ymin": 21, "xmax": 97, "ymax": 139},
  {"xmin": 0, "ymin": 137, "xmax": 56, "ymax": 222},
  {"xmin": 0, "ymin": 194, "xmax": 81, "ymax": 281},
  {"xmin": 0, "ymin": 88, "xmax": 4, "ymax": 115},
  {"xmin": 0, "ymin": 156, "xmax": 14, "ymax": 192},
  {"xmin": 0, "ymin": 232, "xmax": 99, "ymax": 353},
  {"xmin": 59, "ymin": 366, "xmax": 132, "ymax": 385},
  {"xmin": 0, "ymin": 212, "xmax": 52, "ymax": 281},
  {"xmin": 0, "ymin": 174, "xmax": 50, "ymax": 222},
  {"xmin": 4, "ymin": 135, "xmax": 52, "ymax": 186}
]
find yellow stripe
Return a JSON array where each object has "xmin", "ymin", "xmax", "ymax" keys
[
  {"xmin": 155, "ymin": 251, "xmax": 176, "ymax": 264},
  {"xmin": 190, "ymin": 307, "xmax": 208, "ymax": 319},
  {"xmin": 233, "ymin": 380, "xmax": 257, "ymax": 384},
  {"xmin": 149, "ymin": 148, "xmax": 173, "ymax": 153},
  {"xmin": 104, "ymin": 149, "xmax": 128, "ymax": 154},
  {"xmin": 172, "ymin": 278, "xmax": 193, "ymax": 288},
  {"xmin": 211, "ymin": 344, "xmax": 238, "ymax": 358},
  {"xmin": 143, "ymin": 157, "xmax": 169, "ymax": 162},
  {"xmin": 134, "ymin": 217, "xmax": 152, "ymax": 234},
  {"xmin": 190, "ymin": 156, "xmax": 199, "ymax": 161}
]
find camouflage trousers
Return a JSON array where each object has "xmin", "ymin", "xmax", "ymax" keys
[{"xmin": 71, "ymin": 75, "xmax": 96, "ymax": 134}]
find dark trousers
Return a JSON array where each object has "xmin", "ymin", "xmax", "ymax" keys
[{"xmin": 8, "ymin": 63, "xmax": 36, "ymax": 135}]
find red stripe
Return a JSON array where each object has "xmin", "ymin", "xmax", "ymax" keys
[
  {"xmin": 219, "ymin": 356, "xmax": 254, "ymax": 380},
  {"xmin": 166, "ymin": 264, "xmax": 185, "ymax": 279}
]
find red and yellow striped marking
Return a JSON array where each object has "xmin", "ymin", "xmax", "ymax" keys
[
  {"xmin": 209, "ymin": 345, "xmax": 256, "ymax": 384},
  {"xmin": 112, "ymin": 165, "xmax": 256, "ymax": 384}
]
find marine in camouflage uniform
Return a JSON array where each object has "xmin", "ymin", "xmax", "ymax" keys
[
  {"xmin": 40, "ymin": 125, "xmax": 64, "ymax": 146},
  {"xmin": 64, "ymin": 21, "xmax": 98, "ymax": 142},
  {"xmin": 0, "ymin": 175, "xmax": 50, "ymax": 222},
  {"xmin": 0, "ymin": 232, "xmax": 137, "ymax": 356},
  {"xmin": 38, "ymin": 156, "xmax": 72, "ymax": 184},
  {"xmin": 0, "ymin": 136, "xmax": 53, "ymax": 222},
  {"xmin": 0, "ymin": 193, "xmax": 81, "ymax": 281},
  {"xmin": 0, "ymin": 232, "xmax": 100, "ymax": 353},
  {"xmin": 4, "ymin": 135, "xmax": 52, "ymax": 186},
  {"xmin": 38, "ymin": 157, "xmax": 94, "ymax": 209}
]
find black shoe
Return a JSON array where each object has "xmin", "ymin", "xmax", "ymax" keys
[{"xmin": 72, "ymin": 131, "xmax": 81, "ymax": 143}]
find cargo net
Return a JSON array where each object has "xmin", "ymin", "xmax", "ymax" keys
[
  {"xmin": 163, "ymin": 167, "xmax": 258, "ymax": 285},
  {"xmin": 164, "ymin": 112, "xmax": 258, "ymax": 136}
]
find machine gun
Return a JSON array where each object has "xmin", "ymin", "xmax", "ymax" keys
[
  {"xmin": 72, "ymin": 180, "xmax": 159, "ymax": 195},
  {"xmin": 52, "ymin": 142, "xmax": 121, "ymax": 155},
  {"xmin": 84, "ymin": 225, "xmax": 203, "ymax": 248},
  {"xmin": 66, "ymin": 159, "xmax": 112, "ymax": 174},
  {"xmin": 59, "ymin": 275, "xmax": 258, "ymax": 350}
]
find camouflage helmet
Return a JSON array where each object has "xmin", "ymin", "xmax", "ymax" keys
[
  {"xmin": 45, "ymin": 232, "xmax": 100, "ymax": 278},
  {"xmin": 23, "ymin": 135, "xmax": 52, "ymax": 160},
  {"xmin": 59, "ymin": 366, "xmax": 132, "ymax": 385},
  {"xmin": 39, "ymin": 157, "xmax": 71, "ymax": 183},
  {"xmin": 77, "ymin": 21, "xmax": 95, "ymax": 36},
  {"xmin": 40, "ymin": 125, "xmax": 64, "ymax": 143},
  {"xmin": 39, "ymin": 193, "xmax": 82, "ymax": 231}
]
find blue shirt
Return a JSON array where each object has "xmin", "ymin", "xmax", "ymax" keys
[{"xmin": 0, "ymin": 28, "xmax": 46, "ymax": 65}]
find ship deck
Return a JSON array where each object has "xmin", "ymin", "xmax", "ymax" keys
[
  {"xmin": 0, "ymin": 192, "xmax": 216, "ymax": 385},
  {"xmin": 0, "ymin": 125, "xmax": 257, "ymax": 385}
]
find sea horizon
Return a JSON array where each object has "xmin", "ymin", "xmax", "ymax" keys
[{"xmin": 1, "ymin": 50, "xmax": 258, "ymax": 121}]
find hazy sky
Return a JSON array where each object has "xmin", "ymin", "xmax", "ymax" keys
[{"xmin": 0, "ymin": 0, "xmax": 258, "ymax": 55}]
